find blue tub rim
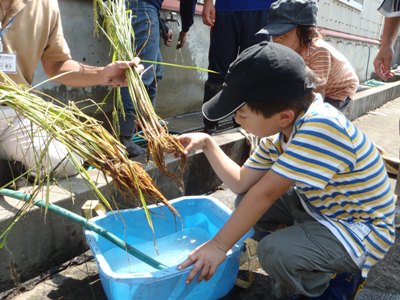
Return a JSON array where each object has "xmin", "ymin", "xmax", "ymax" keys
[{"xmin": 84, "ymin": 195, "xmax": 254, "ymax": 282}]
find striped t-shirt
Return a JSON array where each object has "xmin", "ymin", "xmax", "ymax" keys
[
  {"xmin": 244, "ymin": 95, "xmax": 395, "ymax": 278},
  {"xmin": 300, "ymin": 39, "xmax": 359, "ymax": 102}
]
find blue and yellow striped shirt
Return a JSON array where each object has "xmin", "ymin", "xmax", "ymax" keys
[{"xmin": 245, "ymin": 96, "xmax": 395, "ymax": 277}]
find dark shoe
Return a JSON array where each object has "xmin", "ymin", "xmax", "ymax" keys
[
  {"xmin": 290, "ymin": 271, "xmax": 363, "ymax": 300},
  {"xmin": 311, "ymin": 271, "xmax": 363, "ymax": 300},
  {"xmin": 120, "ymin": 137, "xmax": 147, "ymax": 158}
]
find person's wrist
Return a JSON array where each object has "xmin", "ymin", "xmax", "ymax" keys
[
  {"xmin": 211, "ymin": 238, "xmax": 228, "ymax": 254},
  {"xmin": 380, "ymin": 38, "xmax": 395, "ymax": 49},
  {"xmin": 202, "ymin": 134, "xmax": 213, "ymax": 151}
]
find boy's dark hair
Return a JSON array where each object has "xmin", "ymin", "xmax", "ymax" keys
[
  {"xmin": 246, "ymin": 67, "xmax": 319, "ymax": 118},
  {"xmin": 202, "ymin": 42, "xmax": 318, "ymax": 122}
]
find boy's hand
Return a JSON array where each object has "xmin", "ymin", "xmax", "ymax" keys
[
  {"xmin": 177, "ymin": 132, "xmax": 210, "ymax": 154},
  {"xmin": 178, "ymin": 239, "xmax": 227, "ymax": 283}
]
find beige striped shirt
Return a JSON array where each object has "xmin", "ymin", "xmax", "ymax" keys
[{"xmin": 300, "ymin": 39, "xmax": 359, "ymax": 101}]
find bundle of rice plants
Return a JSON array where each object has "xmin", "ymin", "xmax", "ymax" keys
[
  {"xmin": 0, "ymin": 71, "xmax": 179, "ymax": 238},
  {"xmin": 93, "ymin": 0, "xmax": 187, "ymax": 188}
]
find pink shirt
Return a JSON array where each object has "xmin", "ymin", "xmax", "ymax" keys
[{"xmin": 300, "ymin": 38, "xmax": 359, "ymax": 101}]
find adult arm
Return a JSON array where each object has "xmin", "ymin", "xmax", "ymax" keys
[
  {"xmin": 202, "ymin": 0, "xmax": 215, "ymax": 27},
  {"xmin": 177, "ymin": 0, "xmax": 197, "ymax": 49},
  {"xmin": 374, "ymin": 17, "xmax": 400, "ymax": 80},
  {"xmin": 41, "ymin": 58, "xmax": 140, "ymax": 87}
]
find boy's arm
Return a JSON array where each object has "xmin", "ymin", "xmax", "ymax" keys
[
  {"xmin": 178, "ymin": 133, "xmax": 266, "ymax": 194},
  {"xmin": 179, "ymin": 170, "xmax": 294, "ymax": 283}
]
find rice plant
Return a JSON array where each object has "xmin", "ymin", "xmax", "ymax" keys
[
  {"xmin": 0, "ymin": 71, "xmax": 180, "ymax": 244},
  {"xmin": 93, "ymin": 0, "xmax": 187, "ymax": 189}
]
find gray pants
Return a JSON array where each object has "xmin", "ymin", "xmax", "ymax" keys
[{"xmin": 235, "ymin": 188, "xmax": 360, "ymax": 298}]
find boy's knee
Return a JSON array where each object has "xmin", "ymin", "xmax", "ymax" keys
[
  {"xmin": 258, "ymin": 235, "xmax": 280, "ymax": 271},
  {"xmin": 257, "ymin": 234, "xmax": 292, "ymax": 276}
]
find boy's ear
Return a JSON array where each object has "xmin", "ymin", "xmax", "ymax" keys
[{"xmin": 278, "ymin": 109, "xmax": 297, "ymax": 127}]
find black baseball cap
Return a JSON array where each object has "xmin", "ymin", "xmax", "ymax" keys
[
  {"xmin": 258, "ymin": 0, "xmax": 318, "ymax": 36},
  {"xmin": 202, "ymin": 41, "xmax": 313, "ymax": 121}
]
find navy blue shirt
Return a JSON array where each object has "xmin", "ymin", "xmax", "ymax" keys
[
  {"xmin": 180, "ymin": 0, "xmax": 275, "ymax": 32},
  {"xmin": 216, "ymin": 0, "xmax": 274, "ymax": 11},
  {"xmin": 180, "ymin": 0, "xmax": 196, "ymax": 32}
]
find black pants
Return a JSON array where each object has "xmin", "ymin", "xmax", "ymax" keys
[{"xmin": 203, "ymin": 9, "xmax": 270, "ymax": 128}]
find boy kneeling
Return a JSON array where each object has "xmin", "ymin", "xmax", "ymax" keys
[{"xmin": 177, "ymin": 42, "xmax": 395, "ymax": 299}]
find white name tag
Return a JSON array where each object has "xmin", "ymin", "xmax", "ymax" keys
[
  {"xmin": 338, "ymin": 219, "xmax": 371, "ymax": 241},
  {"xmin": 0, "ymin": 53, "xmax": 17, "ymax": 73}
]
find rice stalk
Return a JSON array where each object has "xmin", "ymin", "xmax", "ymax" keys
[
  {"xmin": 93, "ymin": 0, "xmax": 187, "ymax": 188},
  {"xmin": 0, "ymin": 72, "xmax": 180, "ymax": 234}
]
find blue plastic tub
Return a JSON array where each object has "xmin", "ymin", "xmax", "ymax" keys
[{"xmin": 84, "ymin": 196, "xmax": 254, "ymax": 300}]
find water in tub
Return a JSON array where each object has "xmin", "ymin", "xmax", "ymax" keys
[{"xmin": 104, "ymin": 227, "xmax": 221, "ymax": 273}]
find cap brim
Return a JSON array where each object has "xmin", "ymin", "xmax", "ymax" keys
[
  {"xmin": 257, "ymin": 23, "xmax": 297, "ymax": 36},
  {"xmin": 202, "ymin": 90, "xmax": 245, "ymax": 122}
]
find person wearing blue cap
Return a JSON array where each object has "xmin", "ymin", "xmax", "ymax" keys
[{"xmin": 176, "ymin": 42, "xmax": 395, "ymax": 299}]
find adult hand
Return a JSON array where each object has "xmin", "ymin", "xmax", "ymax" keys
[
  {"xmin": 202, "ymin": 0, "xmax": 215, "ymax": 27},
  {"xmin": 176, "ymin": 132, "xmax": 210, "ymax": 155},
  {"xmin": 178, "ymin": 239, "xmax": 227, "ymax": 283},
  {"xmin": 163, "ymin": 29, "xmax": 173, "ymax": 47},
  {"xmin": 176, "ymin": 31, "xmax": 188, "ymax": 49},
  {"xmin": 102, "ymin": 58, "xmax": 143, "ymax": 87},
  {"xmin": 374, "ymin": 45, "xmax": 395, "ymax": 81}
]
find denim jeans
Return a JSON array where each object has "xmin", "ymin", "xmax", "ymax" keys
[
  {"xmin": 120, "ymin": 0, "xmax": 164, "ymax": 137},
  {"xmin": 203, "ymin": 9, "xmax": 269, "ymax": 129}
]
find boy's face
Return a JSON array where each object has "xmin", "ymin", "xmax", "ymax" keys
[{"xmin": 234, "ymin": 104, "xmax": 282, "ymax": 138}]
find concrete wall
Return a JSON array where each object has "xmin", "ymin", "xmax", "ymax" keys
[
  {"xmin": 156, "ymin": 11, "xmax": 209, "ymax": 118},
  {"xmin": 33, "ymin": 0, "xmax": 209, "ymax": 120},
  {"xmin": 34, "ymin": 0, "xmax": 113, "ymax": 118},
  {"xmin": 317, "ymin": 0, "xmax": 384, "ymax": 83},
  {"xmin": 324, "ymin": 35, "xmax": 378, "ymax": 83},
  {"xmin": 318, "ymin": 0, "xmax": 383, "ymax": 39},
  {"xmin": 32, "ymin": 0, "xmax": 390, "ymax": 119}
]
